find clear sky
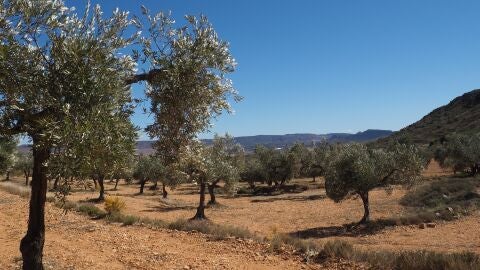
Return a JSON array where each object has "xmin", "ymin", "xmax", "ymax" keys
[{"xmin": 87, "ymin": 0, "xmax": 480, "ymax": 139}]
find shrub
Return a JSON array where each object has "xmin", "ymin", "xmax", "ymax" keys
[
  {"xmin": 77, "ymin": 203, "xmax": 106, "ymax": 217},
  {"xmin": 106, "ymin": 212, "xmax": 139, "ymax": 226},
  {"xmin": 401, "ymin": 177, "xmax": 480, "ymax": 220},
  {"xmin": 269, "ymin": 233, "xmax": 319, "ymax": 254},
  {"xmin": 362, "ymin": 250, "xmax": 480, "ymax": 270},
  {"xmin": 104, "ymin": 196, "xmax": 126, "ymax": 214},
  {"xmin": 321, "ymin": 240, "xmax": 354, "ymax": 259},
  {"xmin": 0, "ymin": 182, "xmax": 30, "ymax": 198},
  {"xmin": 168, "ymin": 219, "xmax": 254, "ymax": 240}
]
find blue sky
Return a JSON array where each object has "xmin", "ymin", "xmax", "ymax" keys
[{"xmin": 87, "ymin": 0, "xmax": 480, "ymax": 139}]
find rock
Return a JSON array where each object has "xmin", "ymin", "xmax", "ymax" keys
[
  {"xmin": 183, "ymin": 265, "xmax": 191, "ymax": 270},
  {"xmin": 447, "ymin": 207, "xmax": 454, "ymax": 214},
  {"xmin": 419, "ymin": 223, "xmax": 426, "ymax": 229},
  {"xmin": 426, "ymin": 222, "xmax": 436, "ymax": 228}
]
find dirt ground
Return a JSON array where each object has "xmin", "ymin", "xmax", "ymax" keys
[
  {"xmin": 0, "ymin": 187, "xmax": 368, "ymax": 270},
  {"xmin": 1, "ymin": 161, "xmax": 479, "ymax": 269}
]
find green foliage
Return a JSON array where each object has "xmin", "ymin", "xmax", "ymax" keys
[
  {"xmin": 141, "ymin": 11, "xmax": 240, "ymax": 167},
  {"xmin": 77, "ymin": 203, "xmax": 106, "ymax": 218},
  {"xmin": 325, "ymin": 143, "xmax": 424, "ymax": 202},
  {"xmin": 253, "ymin": 145, "xmax": 296, "ymax": 186},
  {"xmin": 168, "ymin": 219, "xmax": 254, "ymax": 240},
  {"xmin": 205, "ymin": 134, "xmax": 244, "ymax": 192},
  {"xmin": 434, "ymin": 133, "xmax": 480, "ymax": 175},
  {"xmin": 325, "ymin": 143, "xmax": 424, "ymax": 223},
  {"xmin": 13, "ymin": 151, "xmax": 32, "ymax": 178},
  {"xmin": 0, "ymin": 136, "xmax": 17, "ymax": 175}
]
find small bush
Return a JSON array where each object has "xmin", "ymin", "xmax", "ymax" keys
[
  {"xmin": 401, "ymin": 177, "xmax": 480, "ymax": 221},
  {"xmin": 106, "ymin": 212, "xmax": 139, "ymax": 226},
  {"xmin": 104, "ymin": 196, "xmax": 126, "ymax": 214},
  {"xmin": 77, "ymin": 203, "xmax": 106, "ymax": 217},
  {"xmin": 0, "ymin": 182, "xmax": 30, "ymax": 198},
  {"xmin": 321, "ymin": 240, "xmax": 354, "ymax": 259},
  {"xmin": 362, "ymin": 250, "xmax": 480, "ymax": 270},
  {"xmin": 269, "ymin": 233, "xmax": 319, "ymax": 254},
  {"xmin": 168, "ymin": 219, "xmax": 254, "ymax": 240}
]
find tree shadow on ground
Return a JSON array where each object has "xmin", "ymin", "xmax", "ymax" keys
[
  {"xmin": 235, "ymin": 184, "xmax": 309, "ymax": 197},
  {"xmin": 250, "ymin": 194, "xmax": 326, "ymax": 203},
  {"xmin": 288, "ymin": 219, "xmax": 401, "ymax": 239},
  {"xmin": 143, "ymin": 200, "xmax": 196, "ymax": 213}
]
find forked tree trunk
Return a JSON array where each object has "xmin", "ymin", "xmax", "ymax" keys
[
  {"xmin": 192, "ymin": 177, "xmax": 207, "ymax": 220},
  {"xmin": 162, "ymin": 182, "xmax": 168, "ymax": 198},
  {"xmin": 358, "ymin": 191, "xmax": 370, "ymax": 224},
  {"xmin": 97, "ymin": 175, "xmax": 105, "ymax": 201},
  {"xmin": 20, "ymin": 141, "xmax": 50, "ymax": 270},
  {"xmin": 207, "ymin": 180, "xmax": 220, "ymax": 205}
]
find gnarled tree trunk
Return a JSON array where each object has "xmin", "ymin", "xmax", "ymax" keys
[
  {"xmin": 97, "ymin": 175, "xmax": 105, "ymax": 201},
  {"xmin": 20, "ymin": 141, "xmax": 50, "ymax": 270},
  {"xmin": 358, "ymin": 191, "xmax": 370, "ymax": 224},
  {"xmin": 192, "ymin": 176, "xmax": 207, "ymax": 220},
  {"xmin": 207, "ymin": 179, "xmax": 220, "ymax": 205}
]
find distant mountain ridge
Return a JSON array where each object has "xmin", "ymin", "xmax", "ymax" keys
[
  {"xmin": 378, "ymin": 89, "xmax": 480, "ymax": 145},
  {"xmin": 136, "ymin": 129, "xmax": 393, "ymax": 154}
]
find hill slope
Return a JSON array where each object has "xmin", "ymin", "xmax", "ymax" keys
[{"xmin": 380, "ymin": 89, "xmax": 480, "ymax": 145}]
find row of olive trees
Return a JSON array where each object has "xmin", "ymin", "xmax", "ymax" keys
[{"xmin": 240, "ymin": 142, "xmax": 331, "ymax": 188}]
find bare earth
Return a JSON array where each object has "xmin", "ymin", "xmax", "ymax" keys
[
  {"xmin": 1, "ymin": 161, "xmax": 479, "ymax": 269},
  {"xmin": 0, "ymin": 187, "xmax": 371, "ymax": 270}
]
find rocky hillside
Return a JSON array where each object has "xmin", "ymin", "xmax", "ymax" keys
[{"xmin": 379, "ymin": 89, "xmax": 480, "ymax": 145}]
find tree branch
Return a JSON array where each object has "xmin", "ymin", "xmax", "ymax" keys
[{"xmin": 125, "ymin": 69, "xmax": 163, "ymax": 85}]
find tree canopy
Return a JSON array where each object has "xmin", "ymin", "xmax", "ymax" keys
[{"xmin": 325, "ymin": 143, "xmax": 424, "ymax": 223}]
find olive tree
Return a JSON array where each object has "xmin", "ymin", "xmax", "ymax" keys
[
  {"xmin": 80, "ymin": 111, "xmax": 137, "ymax": 201},
  {"xmin": 0, "ymin": 2, "xmax": 139, "ymax": 267},
  {"xmin": 254, "ymin": 145, "xmax": 295, "ymax": 187},
  {"xmin": 309, "ymin": 141, "xmax": 331, "ymax": 182},
  {"xmin": 138, "ymin": 10, "xmax": 240, "ymax": 215},
  {"xmin": 434, "ymin": 133, "xmax": 480, "ymax": 176},
  {"xmin": 240, "ymin": 155, "xmax": 265, "ymax": 188},
  {"xmin": 15, "ymin": 151, "xmax": 33, "ymax": 186},
  {"xmin": 325, "ymin": 143, "xmax": 423, "ymax": 224},
  {"xmin": 205, "ymin": 134, "xmax": 244, "ymax": 205},
  {"xmin": 133, "ymin": 155, "xmax": 152, "ymax": 195},
  {"xmin": 288, "ymin": 143, "xmax": 313, "ymax": 179},
  {"xmin": 0, "ymin": 136, "xmax": 17, "ymax": 180}
]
